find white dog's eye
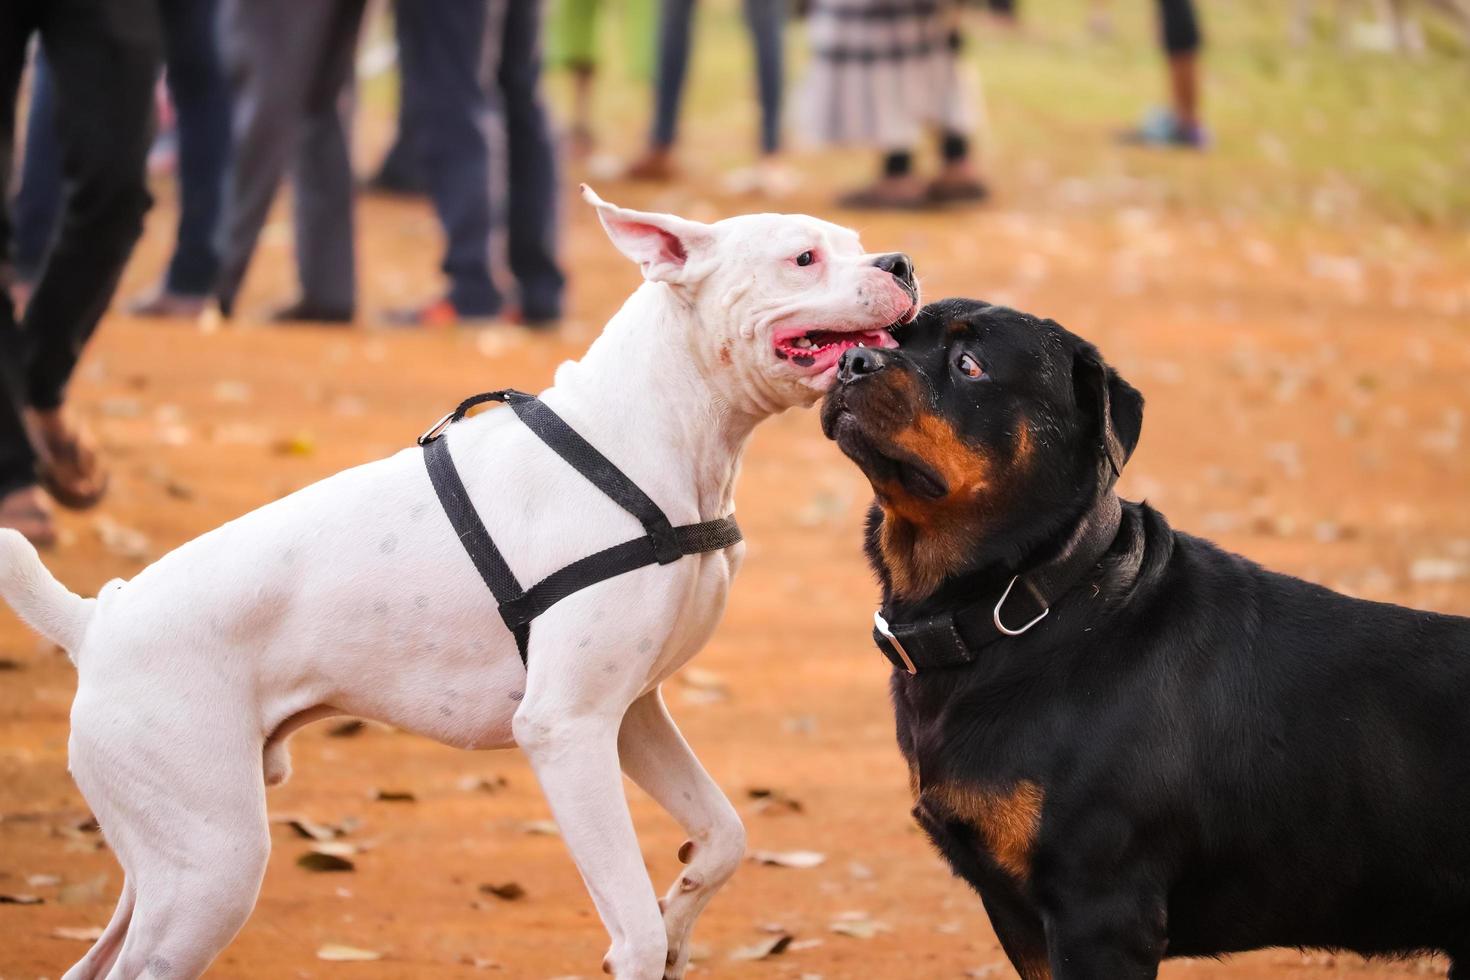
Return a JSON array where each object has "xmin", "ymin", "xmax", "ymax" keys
[
  {"xmin": 956, "ymin": 352, "xmax": 987, "ymax": 380},
  {"xmin": 795, "ymin": 250, "xmax": 816, "ymax": 267}
]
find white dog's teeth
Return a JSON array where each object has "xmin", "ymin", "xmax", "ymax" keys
[{"xmin": 793, "ymin": 337, "xmax": 814, "ymax": 349}]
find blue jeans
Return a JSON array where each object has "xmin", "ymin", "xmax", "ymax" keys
[
  {"xmin": 652, "ymin": 0, "xmax": 784, "ymax": 154},
  {"xmin": 396, "ymin": 0, "xmax": 564, "ymax": 319}
]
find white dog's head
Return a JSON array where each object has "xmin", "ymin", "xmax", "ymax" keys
[{"xmin": 583, "ymin": 186, "xmax": 918, "ymax": 415}]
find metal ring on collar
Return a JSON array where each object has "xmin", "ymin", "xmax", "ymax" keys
[
  {"xmin": 993, "ymin": 575, "xmax": 1050, "ymax": 636},
  {"xmin": 873, "ymin": 610, "xmax": 919, "ymax": 674}
]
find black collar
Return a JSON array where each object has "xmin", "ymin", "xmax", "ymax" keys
[{"xmin": 871, "ymin": 489, "xmax": 1124, "ymax": 674}]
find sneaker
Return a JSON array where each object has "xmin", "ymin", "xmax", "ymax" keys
[
  {"xmin": 1118, "ymin": 109, "xmax": 1208, "ymax": 149},
  {"xmin": 127, "ymin": 288, "xmax": 208, "ymax": 319},
  {"xmin": 381, "ymin": 298, "xmax": 500, "ymax": 330},
  {"xmin": 270, "ymin": 300, "xmax": 355, "ymax": 325}
]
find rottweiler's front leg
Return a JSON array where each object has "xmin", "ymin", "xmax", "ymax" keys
[{"xmin": 1040, "ymin": 885, "xmax": 1166, "ymax": 980}]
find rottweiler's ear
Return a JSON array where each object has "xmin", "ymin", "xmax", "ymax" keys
[{"xmin": 1072, "ymin": 344, "xmax": 1144, "ymax": 477}]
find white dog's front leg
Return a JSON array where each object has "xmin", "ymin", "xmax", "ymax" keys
[
  {"xmin": 618, "ymin": 689, "xmax": 746, "ymax": 980},
  {"xmin": 514, "ymin": 701, "xmax": 667, "ymax": 978}
]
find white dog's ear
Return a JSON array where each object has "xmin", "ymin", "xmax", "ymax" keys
[{"xmin": 581, "ymin": 184, "xmax": 715, "ymax": 285}]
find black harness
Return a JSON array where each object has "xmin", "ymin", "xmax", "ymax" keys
[{"xmin": 419, "ymin": 390, "xmax": 743, "ymax": 665}]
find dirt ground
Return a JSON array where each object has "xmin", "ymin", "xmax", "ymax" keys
[{"xmin": 4, "ymin": 99, "xmax": 1470, "ymax": 980}]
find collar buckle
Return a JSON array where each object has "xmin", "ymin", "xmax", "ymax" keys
[
  {"xmin": 993, "ymin": 575, "xmax": 1050, "ymax": 636},
  {"xmin": 873, "ymin": 610, "xmax": 919, "ymax": 674}
]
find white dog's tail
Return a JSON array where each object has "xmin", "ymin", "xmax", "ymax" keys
[{"xmin": 0, "ymin": 529, "xmax": 95, "ymax": 662}]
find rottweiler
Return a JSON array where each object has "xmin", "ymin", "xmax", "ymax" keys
[{"xmin": 820, "ymin": 297, "xmax": 1470, "ymax": 978}]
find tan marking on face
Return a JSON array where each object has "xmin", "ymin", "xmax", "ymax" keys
[
  {"xmin": 923, "ymin": 779, "xmax": 1044, "ymax": 882},
  {"xmin": 874, "ymin": 410, "xmax": 1038, "ymax": 598}
]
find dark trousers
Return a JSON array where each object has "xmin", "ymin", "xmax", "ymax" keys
[
  {"xmin": 0, "ymin": 0, "xmax": 160, "ymax": 496},
  {"xmin": 396, "ymin": 0, "xmax": 564, "ymax": 319},
  {"xmin": 653, "ymin": 0, "xmax": 784, "ymax": 155},
  {"xmin": 11, "ymin": 0, "xmax": 229, "ymax": 296},
  {"xmin": 1160, "ymin": 0, "xmax": 1202, "ymax": 54}
]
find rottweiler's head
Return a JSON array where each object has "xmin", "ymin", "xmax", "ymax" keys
[{"xmin": 820, "ymin": 298, "xmax": 1143, "ymax": 599}]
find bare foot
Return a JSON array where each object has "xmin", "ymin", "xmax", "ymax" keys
[
  {"xmin": 0, "ymin": 485, "xmax": 57, "ymax": 547},
  {"xmin": 25, "ymin": 408, "xmax": 109, "ymax": 510}
]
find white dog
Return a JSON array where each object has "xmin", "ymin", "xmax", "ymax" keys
[{"xmin": 0, "ymin": 187, "xmax": 916, "ymax": 980}]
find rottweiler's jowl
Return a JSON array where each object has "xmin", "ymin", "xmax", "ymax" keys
[{"xmin": 823, "ymin": 298, "xmax": 1470, "ymax": 978}]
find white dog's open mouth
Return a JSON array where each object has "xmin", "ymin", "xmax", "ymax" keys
[{"xmin": 773, "ymin": 327, "xmax": 895, "ymax": 371}]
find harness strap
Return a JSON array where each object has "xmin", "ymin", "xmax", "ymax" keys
[
  {"xmin": 509, "ymin": 396, "xmax": 684, "ymax": 564},
  {"xmin": 423, "ymin": 434, "xmax": 531, "ymax": 658},
  {"xmin": 419, "ymin": 391, "xmax": 742, "ymax": 667}
]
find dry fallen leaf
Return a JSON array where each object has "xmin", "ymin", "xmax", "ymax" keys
[
  {"xmin": 92, "ymin": 516, "xmax": 149, "ymax": 562},
  {"xmin": 297, "ymin": 851, "xmax": 355, "ymax": 873},
  {"xmin": 286, "ymin": 818, "xmax": 339, "ymax": 842},
  {"xmin": 0, "ymin": 893, "xmax": 42, "ymax": 905},
  {"xmin": 328, "ymin": 719, "xmax": 366, "ymax": 738},
  {"xmin": 371, "ymin": 788, "xmax": 416, "ymax": 803},
  {"xmin": 273, "ymin": 432, "xmax": 316, "ymax": 457},
  {"xmin": 57, "ymin": 874, "xmax": 107, "ymax": 905},
  {"xmin": 729, "ymin": 933, "xmax": 793, "ymax": 961},
  {"xmin": 521, "ymin": 820, "xmax": 560, "ymax": 836},
  {"xmin": 829, "ymin": 918, "xmax": 888, "ymax": 940},
  {"xmin": 746, "ymin": 787, "xmax": 803, "ymax": 816},
  {"xmin": 478, "ymin": 882, "xmax": 526, "ymax": 901},
  {"xmin": 750, "ymin": 850, "xmax": 825, "ymax": 869},
  {"xmin": 457, "ymin": 774, "xmax": 508, "ymax": 794},
  {"xmin": 316, "ymin": 943, "xmax": 381, "ymax": 962},
  {"xmin": 310, "ymin": 842, "xmax": 359, "ymax": 858},
  {"xmin": 53, "ymin": 926, "xmax": 105, "ymax": 941}
]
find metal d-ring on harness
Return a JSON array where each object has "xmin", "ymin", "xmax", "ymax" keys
[{"xmin": 418, "ymin": 390, "xmax": 744, "ymax": 666}]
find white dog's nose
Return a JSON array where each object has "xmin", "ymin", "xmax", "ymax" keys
[{"xmin": 872, "ymin": 252, "xmax": 915, "ymax": 289}]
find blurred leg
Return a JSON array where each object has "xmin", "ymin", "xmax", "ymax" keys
[
  {"xmin": 24, "ymin": 0, "xmax": 160, "ymax": 411},
  {"xmin": 742, "ymin": 0, "xmax": 783, "ymax": 156},
  {"xmin": 497, "ymin": 0, "xmax": 565, "ymax": 321},
  {"xmin": 291, "ymin": 0, "xmax": 366, "ymax": 316},
  {"xmin": 0, "ymin": 3, "xmax": 40, "ymax": 502},
  {"xmin": 396, "ymin": 0, "xmax": 500, "ymax": 316},
  {"xmin": 214, "ymin": 0, "xmax": 328, "ymax": 314},
  {"xmin": 12, "ymin": 48, "xmax": 63, "ymax": 285},
  {"xmin": 157, "ymin": 0, "xmax": 231, "ymax": 298},
  {"xmin": 1158, "ymin": 0, "xmax": 1201, "ymax": 129},
  {"xmin": 650, "ymin": 0, "xmax": 695, "ymax": 149}
]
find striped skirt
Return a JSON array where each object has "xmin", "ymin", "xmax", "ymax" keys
[{"xmin": 797, "ymin": 0, "xmax": 976, "ymax": 150}]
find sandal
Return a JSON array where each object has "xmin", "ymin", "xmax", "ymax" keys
[
  {"xmin": 0, "ymin": 485, "xmax": 57, "ymax": 548},
  {"xmin": 26, "ymin": 410, "xmax": 110, "ymax": 511},
  {"xmin": 927, "ymin": 175, "xmax": 991, "ymax": 206},
  {"xmin": 837, "ymin": 177, "xmax": 933, "ymax": 211}
]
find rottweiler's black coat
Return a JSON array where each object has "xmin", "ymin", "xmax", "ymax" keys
[{"xmin": 821, "ymin": 298, "xmax": 1470, "ymax": 979}]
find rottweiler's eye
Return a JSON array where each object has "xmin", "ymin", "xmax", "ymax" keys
[
  {"xmin": 955, "ymin": 351, "xmax": 987, "ymax": 380},
  {"xmin": 795, "ymin": 250, "xmax": 816, "ymax": 267}
]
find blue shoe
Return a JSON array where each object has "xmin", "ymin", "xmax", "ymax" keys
[{"xmin": 1118, "ymin": 108, "xmax": 1208, "ymax": 149}]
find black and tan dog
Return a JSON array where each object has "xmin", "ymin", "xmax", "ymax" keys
[{"xmin": 821, "ymin": 297, "xmax": 1470, "ymax": 979}]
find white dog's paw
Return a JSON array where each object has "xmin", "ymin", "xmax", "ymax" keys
[{"xmin": 262, "ymin": 739, "xmax": 291, "ymax": 786}]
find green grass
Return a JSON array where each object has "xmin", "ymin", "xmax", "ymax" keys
[{"xmin": 544, "ymin": 0, "xmax": 1470, "ymax": 228}]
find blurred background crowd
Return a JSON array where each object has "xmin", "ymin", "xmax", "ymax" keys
[{"xmin": 0, "ymin": 0, "xmax": 1465, "ymax": 547}]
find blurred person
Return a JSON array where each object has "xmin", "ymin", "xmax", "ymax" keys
[
  {"xmin": 364, "ymin": 96, "xmax": 425, "ymax": 196},
  {"xmin": 1120, "ymin": 0, "xmax": 1205, "ymax": 148},
  {"xmin": 624, "ymin": 0, "xmax": 791, "ymax": 193},
  {"xmin": 14, "ymin": 1, "xmax": 232, "ymax": 318},
  {"xmin": 390, "ymin": 0, "xmax": 565, "ymax": 328},
  {"xmin": 798, "ymin": 0, "xmax": 988, "ymax": 209},
  {"xmin": 546, "ymin": 0, "xmax": 656, "ymax": 160},
  {"xmin": 214, "ymin": 0, "xmax": 369, "ymax": 323},
  {"xmin": 0, "ymin": 0, "xmax": 161, "ymax": 544},
  {"xmin": 549, "ymin": 0, "xmax": 603, "ymax": 157}
]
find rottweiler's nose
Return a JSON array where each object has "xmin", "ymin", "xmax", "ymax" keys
[
  {"xmin": 872, "ymin": 252, "xmax": 915, "ymax": 289},
  {"xmin": 838, "ymin": 346, "xmax": 892, "ymax": 384}
]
